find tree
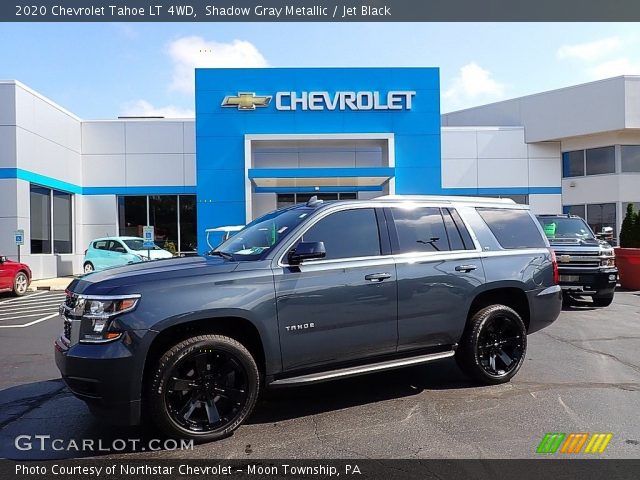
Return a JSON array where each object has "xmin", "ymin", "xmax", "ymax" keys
[{"xmin": 620, "ymin": 203, "xmax": 640, "ymax": 248}]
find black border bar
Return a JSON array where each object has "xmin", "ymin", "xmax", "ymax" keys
[{"xmin": 4, "ymin": 1, "xmax": 640, "ymax": 22}]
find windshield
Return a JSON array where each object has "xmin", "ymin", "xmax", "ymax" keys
[
  {"xmin": 537, "ymin": 217, "xmax": 596, "ymax": 241},
  {"xmin": 213, "ymin": 207, "xmax": 314, "ymax": 260},
  {"xmin": 123, "ymin": 239, "xmax": 162, "ymax": 250}
]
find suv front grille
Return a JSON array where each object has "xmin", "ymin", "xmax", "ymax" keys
[
  {"xmin": 63, "ymin": 318, "xmax": 72, "ymax": 341},
  {"xmin": 555, "ymin": 250, "xmax": 601, "ymax": 269}
]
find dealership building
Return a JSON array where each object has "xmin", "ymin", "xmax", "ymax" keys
[{"xmin": 1, "ymin": 68, "xmax": 639, "ymax": 279}]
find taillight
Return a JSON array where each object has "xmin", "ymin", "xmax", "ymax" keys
[{"xmin": 549, "ymin": 248, "xmax": 559, "ymax": 285}]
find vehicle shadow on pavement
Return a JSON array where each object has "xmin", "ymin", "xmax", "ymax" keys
[
  {"xmin": 0, "ymin": 379, "xmax": 150, "ymax": 460},
  {"xmin": 0, "ymin": 360, "xmax": 475, "ymax": 459},
  {"xmin": 249, "ymin": 358, "xmax": 474, "ymax": 424}
]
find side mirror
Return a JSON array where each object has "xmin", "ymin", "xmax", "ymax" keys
[
  {"xmin": 0, "ymin": 256, "xmax": 6, "ymax": 264},
  {"xmin": 287, "ymin": 241, "xmax": 326, "ymax": 265}
]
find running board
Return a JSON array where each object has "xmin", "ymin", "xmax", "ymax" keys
[{"xmin": 270, "ymin": 350, "xmax": 455, "ymax": 386}]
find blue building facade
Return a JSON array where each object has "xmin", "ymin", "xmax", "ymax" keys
[{"xmin": 195, "ymin": 67, "xmax": 441, "ymax": 253}]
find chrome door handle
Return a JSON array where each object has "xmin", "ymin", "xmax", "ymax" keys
[
  {"xmin": 365, "ymin": 273, "xmax": 391, "ymax": 282},
  {"xmin": 455, "ymin": 264, "xmax": 477, "ymax": 272}
]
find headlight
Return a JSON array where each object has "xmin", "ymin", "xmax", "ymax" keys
[
  {"xmin": 601, "ymin": 258, "xmax": 616, "ymax": 267},
  {"xmin": 71, "ymin": 295, "xmax": 140, "ymax": 343}
]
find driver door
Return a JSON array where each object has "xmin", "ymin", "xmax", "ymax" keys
[{"xmin": 273, "ymin": 207, "xmax": 398, "ymax": 372}]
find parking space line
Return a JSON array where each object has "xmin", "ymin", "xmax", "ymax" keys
[
  {"xmin": 0, "ymin": 312, "xmax": 59, "ymax": 328},
  {"xmin": 0, "ymin": 302, "xmax": 64, "ymax": 314},
  {"xmin": 0, "ymin": 311, "xmax": 59, "ymax": 320},
  {"xmin": 0, "ymin": 291, "xmax": 48, "ymax": 305},
  {"xmin": 1, "ymin": 293, "xmax": 65, "ymax": 303}
]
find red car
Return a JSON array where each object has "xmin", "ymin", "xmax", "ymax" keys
[{"xmin": 0, "ymin": 256, "xmax": 31, "ymax": 296}]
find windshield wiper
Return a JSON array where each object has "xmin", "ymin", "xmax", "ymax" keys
[{"xmin": 208, "ymin": 250, "xmax": 234, "ymax": 260}]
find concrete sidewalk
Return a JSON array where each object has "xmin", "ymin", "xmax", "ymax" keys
[{"xmin": 28, "ymin": 276, "xmax": 76, "ymax": 291}]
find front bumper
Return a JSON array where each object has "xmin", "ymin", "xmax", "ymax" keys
[
  {"xmin": 558, "ymin": 267, "xmax": 618, "ymax": 297},
  {"xmin": 54, "ymin": 332, "xmax": 146, "ymax": 426}
]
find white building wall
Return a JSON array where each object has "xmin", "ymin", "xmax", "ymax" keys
[
  {"xmin": 442, "ymin": 77, "xmax": 632, "ymax": 143},
  {"xmin": 441, "ymin": 127, "xmax": 562, "ymax": 214}
]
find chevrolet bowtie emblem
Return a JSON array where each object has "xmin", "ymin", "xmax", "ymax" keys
[{"xmin": 221, "ymin": 92, "xmax": 272, "ymax": 110}]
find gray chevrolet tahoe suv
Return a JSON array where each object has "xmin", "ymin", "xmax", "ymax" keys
[{"xmin": 55, "ymin": 196, "xmax": 561, "ymax": 442}]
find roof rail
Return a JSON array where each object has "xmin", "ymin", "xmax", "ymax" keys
[{"xmin": 375, "ymin": 195, "xmax": 517, "ymax": 204}]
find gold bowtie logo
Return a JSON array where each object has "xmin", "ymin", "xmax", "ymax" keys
[{"xmin": 221, "ymin": 92, "xmax": 272, "ymax": 110}]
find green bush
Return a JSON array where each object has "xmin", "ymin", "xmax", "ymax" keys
[{"xmin": 620, "ymin": 204, "xmax": 640, "ymax": 248}]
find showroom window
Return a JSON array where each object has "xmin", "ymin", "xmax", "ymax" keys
[
  {"xmin": 29, "ymin": 184, "xmax": 73, "ymax": 254},
  {"xmin": 586, "ymin": 146, "xmax": 615, "ymax": 175},
  {"xmin": 276, "ymin": 192, "xmax": 357, "ymax": 209},
  {"xmin": 562, "ymin": 150, "xmax": 585, "ymax": 177},
  {"xmin": 586, "ymin": 203, "xmax": 616, "ymax": 235},
  {"xmin": 563, "ymin": 204, "xmax": 587, "ymax": 220},
  {"xmin": 117, "ymin": 195, "xmax": 197, "ymax": 253},
  {"xmin": 621, "ymin": 145, "xmax": 640, "ymax": 172}
]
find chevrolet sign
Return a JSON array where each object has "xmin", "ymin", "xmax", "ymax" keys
[{"xmin": 222, "ymin": 91, "xmax": 416, "ymax": 111}]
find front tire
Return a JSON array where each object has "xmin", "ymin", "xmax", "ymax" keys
[
  {"xmin": 456, "ymin": 305, "xmax": 527, "ymax": 385},
  {"xmin": 13, "ymin": 272, "xmax": 29, "ymax": 296},
  {"xmin": 83, "ymin": 262, "xmax": 94, "ymax": 273},
  {"xmin": 148, "ymin": 335, "xmax": 259, "ymax": 442}
]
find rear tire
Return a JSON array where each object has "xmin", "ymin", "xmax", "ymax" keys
[
  {"xmin": 83, "ymin": 262, "xmax": 94, "ymax": 273},
  {"xmin": 456, "ymin": 305, "xmax": 527, "ymax": 385},
  {"xmin": 147, "ymin": 334, "xmax": 259, "ymax": 442},
  {"xmin": 592, "ymin": 294, "xmax": 614, "ymax": 307},
  {"xmin": 12, "ymin": 272, "xmax": 28, "ymax": 296}
]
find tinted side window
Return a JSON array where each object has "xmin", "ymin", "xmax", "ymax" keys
[
  {"xmin": 477, "ymin": 208, "xmax": 546, "ymax": 249},
  {"xmin": 443, "ymin": 208, "xmax": 476, "ymax": 251},
  {"xmin": 109, "ymin": 241, "xmax": 126, "ymax": 252},
  {"xmin": 391, "ymin": 207, "xmax": 450, "ymax": 253},
  {"xmin": 300, "ymin": 208, "xmax": 380, "ymax": 260},
  {"xmin": 448, "ymin": 208, "xmax": 475, "ymax": 250}
]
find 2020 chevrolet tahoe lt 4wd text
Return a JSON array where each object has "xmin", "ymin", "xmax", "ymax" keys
[{"xmin": 55, "ymin": 196, "xmax": 562, "ymax": 442}]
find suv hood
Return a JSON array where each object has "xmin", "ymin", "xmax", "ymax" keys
[{"xmin": 68, "ymin": 255, "xmax": 238, "ymax": 295}]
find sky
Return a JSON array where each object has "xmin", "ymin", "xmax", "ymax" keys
[{"xmin": 2, "ymin": 22, "xmax": 640, "ymax": 118}]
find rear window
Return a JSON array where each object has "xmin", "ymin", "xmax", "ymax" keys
[
  {"xmin": 477, "ymin": 208, "xmax": 546, "ymax": 249},
  {"xmin": 93, "ymin": 240, "xmax": 108, "ymax": 250}
]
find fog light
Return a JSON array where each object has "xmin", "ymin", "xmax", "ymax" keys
[{"xmin": 609, "ymin": 274, "xmax": 617, "ymax": 281}]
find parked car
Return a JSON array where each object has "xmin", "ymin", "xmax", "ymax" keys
[
  {"xmin": 56, "ymin": 196, "xmax": 561, "ymax": 442},
  {"xmin": 83, "ymin": 236, "xmax": 174, "ymax": 273},
  {"xmin": 205, "ymin": 225, "xmax": 244, "ymax": 251},
  {"xmin": 537, "ymin": 214, "xmax": 617, "ymax": 307},
  {"xmin": 0, "ymin": 256, "xmax": 31, "ymax": 296}
]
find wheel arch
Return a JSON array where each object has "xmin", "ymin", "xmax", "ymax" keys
[
  {"xmin": 142, "ymin": 314, "xmax": 268, "ymax": 389},
  {"xmin": 466, "ymin": 284, "xmax": 531, "ymax": 331}
]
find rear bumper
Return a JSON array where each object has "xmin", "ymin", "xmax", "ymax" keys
[
  {"xmin": 54, "ymin": 333, "xmax": 147, "ymax": 426},
  {"xmin": 527, "ymin": 285, "xmax": 562, "ymax": 334},
  {"xmin": 558, "ymin": 267, "xmax": 618, "ymax": 297}
]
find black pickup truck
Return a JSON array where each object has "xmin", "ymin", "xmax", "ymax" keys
[{"xmin": 537, "ymin": 214, "xmax": 617, "ymax": 306}]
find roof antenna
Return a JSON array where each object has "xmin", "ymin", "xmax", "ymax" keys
[{"xmin": 306, "ymin": 195, "xmax": 323, "ymax": 207}]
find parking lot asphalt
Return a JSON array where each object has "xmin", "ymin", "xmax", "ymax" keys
[{"xmin": 0, "ymin": 290, "xmax": 638, "ymax": 460}]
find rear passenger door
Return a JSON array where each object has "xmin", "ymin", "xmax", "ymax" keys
[
  {"xmin": 274, "ymin": 207, "xmax": 398, "ymax": 371},
  {"xmin": 388, "ymin": 206, "xmax": 485, "ymax": 353}
]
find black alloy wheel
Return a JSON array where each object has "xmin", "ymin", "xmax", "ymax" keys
[
  {"xmin": 456, "ymin": 304, "xmax": 527, "ymax": 385},
  {"xmin": 475, "ymin": 314, "xmax": 525, "ymax": 378},
  {"xmin": 149, "ymin": 335, "xmax": 259, "ymax": 441}
]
